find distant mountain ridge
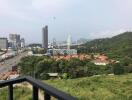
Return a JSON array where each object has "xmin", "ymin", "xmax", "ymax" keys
[{"xmin": 78, "ymin": 32, "xmax": 132, "ymax": 58}]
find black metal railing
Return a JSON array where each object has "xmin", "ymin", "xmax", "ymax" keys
[{"xmin": 0, "ymin": 76, "xmax": 77, "ymax": 100}]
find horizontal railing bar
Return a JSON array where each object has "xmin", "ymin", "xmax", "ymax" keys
[
  {"xmin": 0, "ymin": 77, "xmax": 26, "ymax": 88},
  {"xmin": 0, "ymin": 76, "xmax": 77, "ymax": 100}
]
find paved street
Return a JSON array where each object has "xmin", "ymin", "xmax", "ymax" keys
[{"xmin": 0, "ymin": 51, "xmax": 28, "ymax": 74}]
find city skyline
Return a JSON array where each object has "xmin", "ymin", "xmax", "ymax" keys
[{"xmin": 0, "ymin": 0, "xmax": 132, "ymax": 43}]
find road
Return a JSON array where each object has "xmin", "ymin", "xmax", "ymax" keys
[{"xmin": 0, "ymin": 51, "xmax": 28, "ymax": 74}]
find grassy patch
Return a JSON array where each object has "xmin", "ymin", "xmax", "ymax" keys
[
  {"xmin": 45, "ymin": 74, "xmax": 132, "ymax": 100},
  {"xmin": 0, "ymin": 86, "xmax": 32, "ymax": 100}
]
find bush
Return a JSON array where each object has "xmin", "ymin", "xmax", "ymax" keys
[
  {"xmin": 61, "ymin": 73, "xmax": 70, "ymax": 79},
  {"xmin": 124, "ymin": 64, "xmax": 132, "ymax": 73},
  {"xmin": 40, "ymin": 73, "xmax": 50, "ymax": 80},
  {"xmin": 113, "ymin": 63, "xmax": 125, "ymax": 75}
]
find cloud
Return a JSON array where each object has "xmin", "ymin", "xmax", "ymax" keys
[
  {"xmin": 0, "ymin": 0, "xmax": 35, "ymax": 21},
  {"xmin": 0, "ymin": 0, "xmax": 66, "ymax": 21},
  {"xmin": 0, "ymin": 0, "xmax": 132, "ymax": 43},
  {"xmin": 31, "ymin": 0, "xmax": 67, "ymax": 19},
  {"xmin": 31, "ymin": 0, "xmax": 64, "ymax": 10}
]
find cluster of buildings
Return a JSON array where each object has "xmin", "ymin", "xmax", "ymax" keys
[
  {"xmin": 52, "ymin": 54, "xmax": 91, "ymax": 61},
  {"xmin": 0, "ymin": 34, "xmax": 25, "ymax": 51},
  {"xmin": 42, "ymin": 25, "xmax": 77, "ymax": 56},
  {"xmin": 32, "ymin": 25, "xmax": 112, "ymax": 66},
  {"xmin": 52, "ymin": 53, "xmax": 110, "ymax": 66}
]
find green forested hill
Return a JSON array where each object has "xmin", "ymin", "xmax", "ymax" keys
[{"xmin": 78, "ymin": 32, "xmax": 132, "ymax": 58}]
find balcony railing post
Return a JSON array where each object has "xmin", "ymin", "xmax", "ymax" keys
[
  {"xmin": 44, "ymin": 92, "xmax": 51, "ymax": 100},
  {"xmin": 32, "ymin": 86, "xmax": 38, "ymax": 100},
  {"xmin": 8, "ymin": 84, "xmax": 13, "ymax": 100}
]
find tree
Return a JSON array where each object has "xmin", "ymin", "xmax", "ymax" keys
[
  {"xmin": 124, "ymin": 64, "xmax": 132, "ymax": 73},
  {"xmin": 122, "ymin": 56, "xmax": 132, "ymax": 66},
  {"xmin": 113, "ymin": 63, "xmax": 125, "ymax": 75}
]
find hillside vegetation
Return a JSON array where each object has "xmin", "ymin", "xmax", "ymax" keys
[
  {"xmin": 45, "ymin": 74, "xmax": 132, "ymax": 100},
  {"xmin": 19, "ymin": 54, "xmax": 132, "ymax": 80},
  {"xmin": 78, "ymin": 32, "xmax": 132, "ymax": 58}
]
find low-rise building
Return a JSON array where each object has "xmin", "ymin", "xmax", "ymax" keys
[
  {"xmin": 28, "ymin": 51, "xmax": 33, "ymax": 56},
  {"xmin": 94, "ymin": 54, "xmax": 108, "ymax": 61},
  {"xmin": 47, "ymin": 49, "xmax": 77, "ymax": 56},
  {"xmin": 47, "ymin": 73, "xmax": 58, "ymax": 77},
  {"xmin": 92, "ymin": 59, "xmax": 109, "ymax": 66}
]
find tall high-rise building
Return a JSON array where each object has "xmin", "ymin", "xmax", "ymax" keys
[
  {"xmin": 42, "ymin": 25, "xmax": 48, "ymax": 49},
  {"xmin": 9, "ymin": 34, "xmax": 21, "ymax": 49},
  {"xmin": 9, "ymin": 34, "xmax": 20, "ymax": 43},
  {"xmin": 0, "ymin": 38, "xmax": 8, "ymax": 50}
]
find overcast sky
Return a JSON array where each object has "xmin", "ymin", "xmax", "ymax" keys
[{"xmin": 0, "ymin": 0, "xmax": 132, "ymax": 43}]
